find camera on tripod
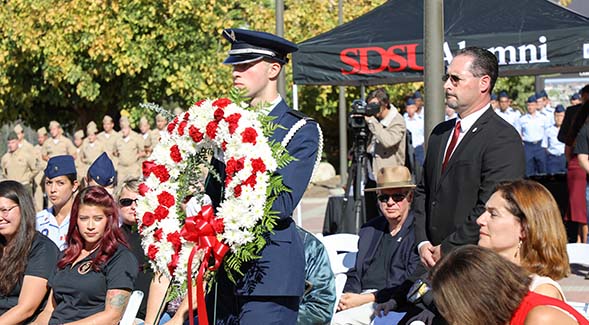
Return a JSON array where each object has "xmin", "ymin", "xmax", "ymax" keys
[{"xmin": 348, "ymin": 99, "xmax": 380, "ymax": 129}]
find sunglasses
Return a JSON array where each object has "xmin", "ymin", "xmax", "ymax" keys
[
  {"xmin": 377, "ymin": 192, "xmax": 409, "ymax": 203},
  {"xmin": 119, "ymin": 198, "xmax": 139, "ymax": 207},
  {"xmin": 442, "ymin": 73, "xmax": 464, "ymax": 85}
]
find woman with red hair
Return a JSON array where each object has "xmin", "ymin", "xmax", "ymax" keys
[{"xmin": 33, "ymin": 186, "xmax": 138, "ymax": 325}]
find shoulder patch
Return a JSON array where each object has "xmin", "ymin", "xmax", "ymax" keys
[{"xmin": 287, "ymin": 109, "xmax": 313, "ymax": 121}]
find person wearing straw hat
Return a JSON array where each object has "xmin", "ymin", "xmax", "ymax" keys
[{"xmin": 333, "ymin": 166, "xmax": 420, "ymax": 325}]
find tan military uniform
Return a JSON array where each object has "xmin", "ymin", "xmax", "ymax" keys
[
  {"xmin": 42, "ymin": 135, "xmax": 76, "ymax": 159},
  {"xmin": 114, "ymin": 131, "xmax": 144, "ymax": 183},
  {"xmin": 97, "ymin": 131, "xmax": 120, "ymax": 164},
  {"xmin": 80, "ymin": 140, "xmax": 105, "ymax": 166},
  {"xmin": 1, "ymin": 147, "xmax": 37, "ymax": 186},
  {"xmin": 140, "ymin": 130, "xmax": 158, "ymax": 161},
  {"xmin": 19, "ymin": 139, "xmax": 35, "ymax": 156}
]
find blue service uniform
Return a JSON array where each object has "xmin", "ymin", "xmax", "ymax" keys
[
  {"xmin": 495, "ymin": 107, "xmax": 521, "ymax": 127},
  {"xmin": 206, "ymin": 100, "xmax": 320, "ymax": 324},
  {"xmin": 207, "ymin": 28, "xmax": 321, "ymax": 324},
  {"xmin": 544, "ymin": 124, "xmax": 566, "ymax": 174},
  {"xmin": 515, "ymin": 113, "xmax": 550, "ymax": 176}
]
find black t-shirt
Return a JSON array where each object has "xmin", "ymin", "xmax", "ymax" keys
[
  {"xmin": 48, "ymin": 244, "xmax": 138, "ymax": 325},
  {"xmin": 0, "ymin": 232, "xmax": 59, "ymax": 317},
  {"xmin": 121, "ymin": 223, "xmax": 153, "ymax": 319},
  {"xmin": 574, "ymin": 123, "xmax": 589, "ymax": 155},
  {"xmin": 361, "ymin": 231, "xmax": 400, "ymax": 290}
]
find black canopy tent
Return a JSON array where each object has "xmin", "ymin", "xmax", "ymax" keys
[{"xmin": 293, "ymin": 0, "xmax": 589, "ymax": 86}]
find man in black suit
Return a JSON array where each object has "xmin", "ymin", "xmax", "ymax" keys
[{"xmin": 415, "ymin": 47, "xmax": 525, "ymax": 268}]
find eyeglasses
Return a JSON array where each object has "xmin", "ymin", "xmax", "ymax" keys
[
  {"xmin": 377, "ymin": 192, "xmax": 409, "ymax": 203},
  {"xmin": 119, "ymin": 198, "xmax": 139, "ymax": 207},
  {"xmin": 442, "ymin": 73, "xmax": 464, "ymax": 85},
  {"xmin": 0, "ymin": 205, "xmax": 18, "ymax": 215}
]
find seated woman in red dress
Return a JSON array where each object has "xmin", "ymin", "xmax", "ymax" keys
[{"xmin": 431, "ymin": 245, "xmax": 588, "ymax": 325}]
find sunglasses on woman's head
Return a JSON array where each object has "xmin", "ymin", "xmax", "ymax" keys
[{"xmin": 119, "ymin": 198, "xmax": 139, "ymax": 207}]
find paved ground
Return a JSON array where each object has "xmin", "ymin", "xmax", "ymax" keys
[{"xmin": 297, "ymin": 191, "xmax": 589, "ymax": 303}]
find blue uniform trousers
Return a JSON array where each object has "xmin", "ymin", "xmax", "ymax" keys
[
  {"xmin": 546, "ymin": 154, "xmax": 566, "ymax": 174},
  {"xmin": 523, "ymin": 141, "xmax": 546, "ymax": 176}
]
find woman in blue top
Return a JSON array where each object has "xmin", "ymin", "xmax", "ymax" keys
[
  {"xmin": 34, "ymin": 186, "xmax": 138, "ymax": 325},
  {"xmin": 0, "ymin": 180, "xmax": 59, "ymax": 324}
]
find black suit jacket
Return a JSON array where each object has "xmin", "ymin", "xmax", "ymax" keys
[{"xmin": 414, "ymin": 106, "xmax": 525, "ymax": 253}]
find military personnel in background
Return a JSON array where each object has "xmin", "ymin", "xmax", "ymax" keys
[
  {"xmin": 33, "ymin": 127, "xmax": 49, "ymax": 211},
  {"xmin": 155, "ymin": 113, "xmax": 168, "ymax": 142},
  {"xmin": 494, "ymin": 91, "xmax": 521, "ymax": 127},
  {"xmin": 14, "ymin": 123, "xmax": 35, "ymax": 154},
  {"xmin": 73, "ymin": 129, "xmax": 86, "ymax": 183},
  {"xmin": 114, "ymin": 116, "xmax": 145, "ymax": 183},
  {"xmin": 138, "ymin": 116, "xmax": 156, "ymax": 158},
  {"xmin": 1, "ymin": 131, "xmax": 37, "ymax": 191},
  {"xmin": 536, "ymin": 90, "xmax": 554, "ymax": 125},
  {"xmin": 80, "ymin": 121, "xmax": 105, "ymax": 168},
  {"xmin": 41, "ymin": 121, "xmax": 77, "ymax": 161},
  {"xmin": 570, "ymin": 93, "xmax": 582, "ymax": 106},
  {"xmin": 97, "ymin": 115, "xmax": 120, "ymax": 163}
]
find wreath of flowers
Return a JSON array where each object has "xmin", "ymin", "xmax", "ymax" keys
[{"xmin": 136, "ymin": 96, "xmax": 289, "ymax": 299}]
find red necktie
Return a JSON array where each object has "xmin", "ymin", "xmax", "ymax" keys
[{"xmin": 442, "ymin": 120, "xmax": 461, "ymax": 172}]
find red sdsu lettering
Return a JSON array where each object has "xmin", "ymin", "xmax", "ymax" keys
[{"xmin": 340, "ymin": 43, "xmax": 424, "ymax": 75}]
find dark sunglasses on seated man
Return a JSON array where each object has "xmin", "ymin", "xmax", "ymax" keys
[
  {"xmin": 377, "ymin": 192, "xmax": 410, "ymax": 203},
  {"xmin": 119, "ymin": 198, "xmax": 139, "ymax": 207}
]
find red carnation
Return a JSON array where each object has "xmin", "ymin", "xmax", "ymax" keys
[
  {"xmin": 154, "ymin": 205, "xmax": 169, "ymax": 221},
  {"xmin": 183, "ymin": 112, "xmax": 190, "ymax": 121},
  {"xmin": 213, "ymin": 108, "xmax": 224, "ymax": 122},
  {"xmin": 138, "ymin": 183, "xmax": 150, "ymax": 196},
  {"xmin": 234, "ymin": 185, "xmax": 242, "ymax": 198},
  {"xmin": 154, "ymin": 228, "xmax": 163, "ymax": 241},
  {"xmin": 152, "ymin": 165, "xmax": 170, "ymax": 182},
  {"xmin": 157, "ymin": 191, "xmax": 175, "ymax": 208},
  {"xmin": 225, "ymin": 113, "xmax": 241, "ymax": 134},
  {"xmin": 147, "ymin": 244, "xmax": 159, "ymax": 260},
  {"xmin": 188, "ymin": 126, "xmax": 203, "ymax": 143},
  {"xmin": 243, "ymin": 175, "xmax": 257, "ymax": 188},
  {"xmin": 241, "ymin": 127, "xmax": 257, "ymax": 144},
  {"xmin": 195, "ymin": 99, "xmax": 206, "ymax": 106},
  {"xmin": 167, "ymin": 122, "xmax": 176, "ymax": 134},
  {"xmin": 213, "ymin": 97, "xmax": 232, "ymax": 109},
  {"xmin": 213, "ymin": 218, "xmax": 225, "ymax": 234},
  {"xmin": 168, "ymin": 253, "xmax": 179, "ymax": 275},
  {"xmin": 206, "ymin": 121, "xmax": 218, "ymax": 139},
  {"xmin": 251, "ymin": 158, "xmax": 267, "ymax": 173},
  {"xmin": 224, "ymin": 175, "xmax": 233, "ymax": 187},
  {"xmin": 178, "ymin": 120, "xmax": 188, "ymax": 136},
  {"xmin": 142, "ymin": 212, "xmax": 155, "ymax": 227},
  {"xmin": 167, "ymin": 231, "xmax": 182, "ymax": 252},
  {"xmin": 221, "ymin": 141, "xmax": 227, "ymax": 151},
  {"xmin": 170, "ymin": 145, "xmax": 182, "ymax": 163}
]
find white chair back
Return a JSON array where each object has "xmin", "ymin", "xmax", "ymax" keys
[
  {"xmin": 320, "ymin": 233, "xmax": 359, "ymax": 254},
  {"xmin": 566, "ymin": 243, "xmax": 589, "ymax": 265},
  {"xmin": 119, "ymin": 290, "xmax": 144, "ymax": 325}
]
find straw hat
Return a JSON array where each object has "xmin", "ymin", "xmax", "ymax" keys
[{"xmin": 365, "ymin": 166, "xmax": 415, "ymax": 191}]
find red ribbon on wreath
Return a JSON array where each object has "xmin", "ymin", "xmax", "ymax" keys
[{"xmin": 181, "ymin": 205, "xmax": 229, "ymax": 325}]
